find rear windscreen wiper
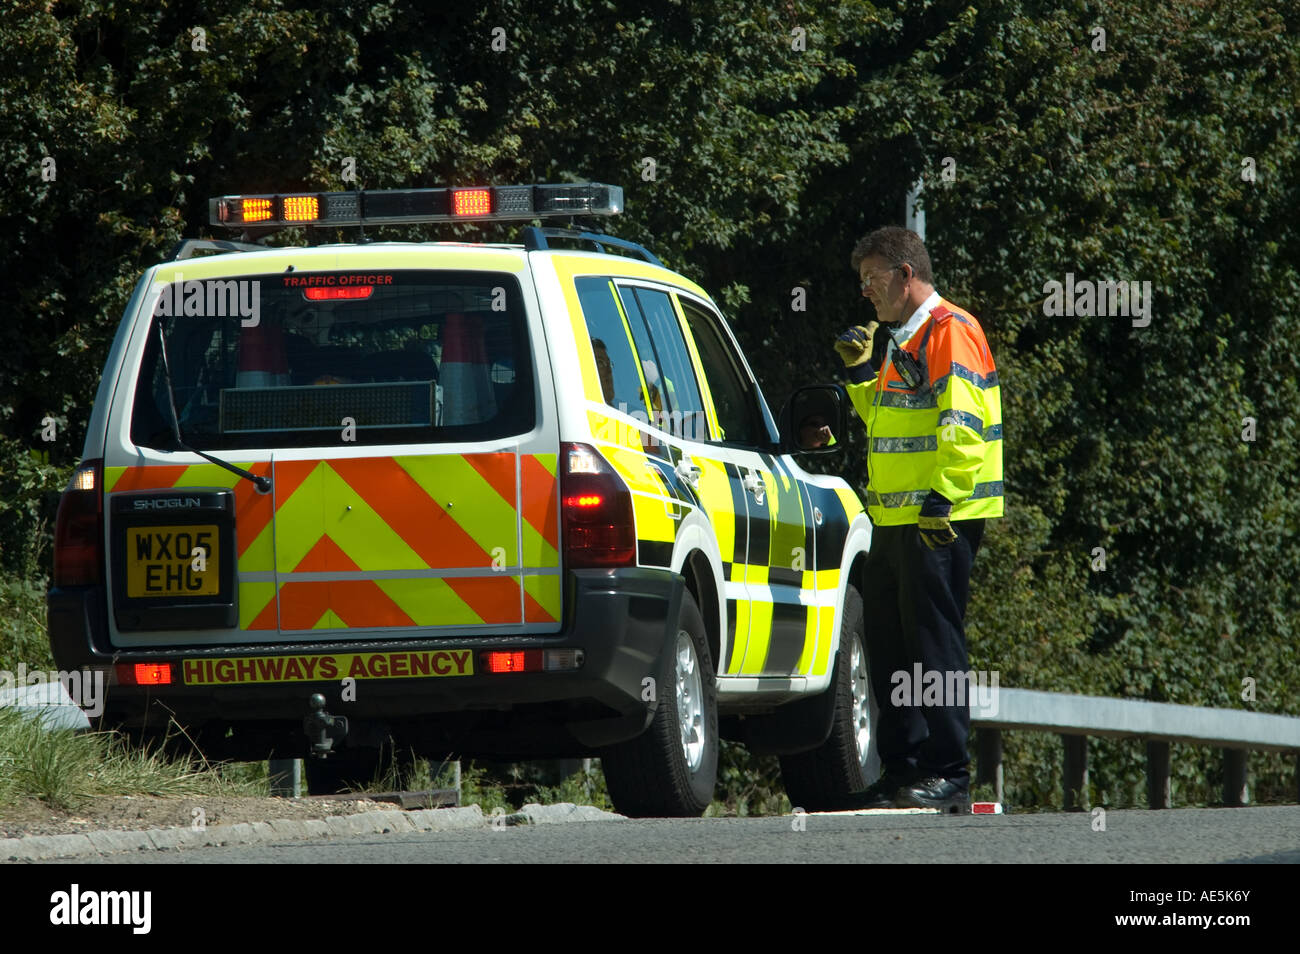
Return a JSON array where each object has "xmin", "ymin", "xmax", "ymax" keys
[{"xmin": 155, "ymin": 321, "xmax": 272, "ymax": 494}]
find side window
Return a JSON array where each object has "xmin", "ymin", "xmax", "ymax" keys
[
  {"xmin": 574, "ymin": 276, "xmax": 649, "ymax": 419},
  {"xmin": 617, "ymin": 286, "xmax": 708, "ymax": 443},
  {"xmin": 678, "ymin": 297, "xmax": 765, "ymax": 446}
]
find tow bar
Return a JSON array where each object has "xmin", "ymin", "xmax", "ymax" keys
[{"xmin": 303, "ymin": 693, "xmax": 348, "ymax": 758}]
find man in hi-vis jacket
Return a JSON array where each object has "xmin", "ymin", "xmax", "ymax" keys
[{"xmin": 834, "ymin": 226, "xmax": 1004, "ymax": 811}]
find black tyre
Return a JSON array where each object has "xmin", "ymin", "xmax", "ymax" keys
[
  {"xmin": 779, "ymin": 584, "xmax": 881, "ymax": 811},
  {"xmin": 601, "ymin": 591, "xmax": 718, "ymax": 817}
]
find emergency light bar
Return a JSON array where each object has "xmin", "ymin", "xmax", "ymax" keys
[{"xmin": 209, "ymin": 183, "xmax": 623, "ymax": 230}]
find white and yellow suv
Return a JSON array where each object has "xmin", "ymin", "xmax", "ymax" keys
[{"xmin": 48, "ymin": 183, "xmax": 877, "ymax": 816}]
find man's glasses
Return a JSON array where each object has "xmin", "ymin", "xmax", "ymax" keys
[{"xmin": 860, "ymin": 264, "xmax": 902, "ymax": 294}]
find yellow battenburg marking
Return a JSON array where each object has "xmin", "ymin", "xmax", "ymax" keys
[
  {"xmin": 815, "ymin": 568, "xmax": 841, "ymax": 590},
  {"xmin": 695, "ymin": 460, "xmax": 735, "ymax": 560},
  {"xmin": 834, "ymin": 487, "xmax": 865, "ymax": 520},
  {"xmin": 321, "ymin": 463, "xmax": 425, "ymax": 570},
  {"xmin": 632, "ymin": 494, "xmax": 675, "ymax": 544},
  {"xmin": 238, "ymin": 581, "xmax": 276, "ymax": 629},
  {"xmin": 376, "ymin": 578, "xmax": 484, "ymax": 627},
  {"xmin": 796, "ymin": 603, "xmax": 819, "ymax": 675},
  {"xmin": 603, "ymin": 447, "xmax": 663, "ymax": 495},
  {"xmin": 812, "ymin": 605, "xmax": 837, "ymax": 676},
  {"xmin": 728, "ymin": 598, "xmax": 751, "ymax": 675},
  {"xmin": 740, "ymin": 599, "xmax": 774, "ymax": 674}
]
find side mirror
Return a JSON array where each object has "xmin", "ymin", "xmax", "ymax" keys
[{"xmin": 778, "ymin": 384, "xmax": 849, "ymax": 455}]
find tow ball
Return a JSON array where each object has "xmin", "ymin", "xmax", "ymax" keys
[{"xmin": 303, "ymin": 693, "xmax": 348, "ymax": 758}]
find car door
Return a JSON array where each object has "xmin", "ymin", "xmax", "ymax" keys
[{"xmin": 673, "ymin": 294, "xmax": 822, "ymax": 679}]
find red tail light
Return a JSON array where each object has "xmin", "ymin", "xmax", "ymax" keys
[
  {"xmin": 483, "ymin": 651, "xmax": 543, "ymax": 673},
  {"xmin": 117, "ymin": 663, "xmax": 173, "ymax": 686},
  {"xmin": 53, "ymin": 459, "xmax": 103, "ymax": 587},
  {"xmin": 560, "ymin": 443, "xmax": 636, "ymax": 568}
]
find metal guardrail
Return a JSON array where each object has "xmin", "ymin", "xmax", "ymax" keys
[
  {"xmin": 969, "ymin": 688, "xmax": 1300, "ymax": 809},
  {"xmin": 11, "ymin": 684, "xmax": 1294, "ymax": 809}
]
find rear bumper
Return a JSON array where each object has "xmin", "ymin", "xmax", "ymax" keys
[{"xmin": 47, "ymin": 567, "xmax": 683, "ymax": 753}]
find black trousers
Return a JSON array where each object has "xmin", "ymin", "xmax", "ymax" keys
[{"xmin": 861, "ymin": 518, "xmax": 984, "ymax": 786}]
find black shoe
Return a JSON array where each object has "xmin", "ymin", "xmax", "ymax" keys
[
  {"xmin": 894, "ymin": 776, "xmax": 970, "ymax": 812},
  {"xmin": 841, "ymin": 774, "xmax": 917, "ymax": 810}
]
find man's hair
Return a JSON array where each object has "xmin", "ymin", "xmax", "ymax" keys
[{"xmin": 850, "ymin": 226, "xmax": 933, "ymax": 284}]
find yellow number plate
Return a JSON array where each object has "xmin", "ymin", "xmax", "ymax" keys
[{"xmin": 126, "ymin": 525, "xmax": 219, "ymax": 598}]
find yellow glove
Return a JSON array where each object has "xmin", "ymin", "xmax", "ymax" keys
[
  {"xmin": 835, "ymin": 323, "xmax": 880, "ymax": 383},
  {"xmin": 917, "ymin": 491, "xmax": 958, "ymax": 549}
]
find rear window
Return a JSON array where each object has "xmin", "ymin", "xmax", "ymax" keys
[{"xmin": 130, "ymin": 270, "xmax": 534, "ymax": 449}]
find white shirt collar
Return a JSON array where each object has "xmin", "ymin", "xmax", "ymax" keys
[{"xmin": 897, "ymin": 290, "xmax": 941, "ymax": 345}]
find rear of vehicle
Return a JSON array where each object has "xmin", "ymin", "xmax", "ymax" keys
[
  {"xmin": 50, "ymin": 183, "xmax": 876, "ymax": 816},
  {"xmin": 49, "ymin": 233, "xmax": 685, "ymax": 781}
]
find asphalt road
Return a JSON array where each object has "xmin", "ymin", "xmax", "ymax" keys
[{"xmin": 47, "ymin": 806, "xmax": 1300, "ymax": 864}]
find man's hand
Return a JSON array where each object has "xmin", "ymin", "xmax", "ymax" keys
[
  {"xmin": 917, "ymin": 491, "xmax": 958, "ymax": 549},
  {"xmin": 835, "ymin": 322, "xmax": 880, "ymax": 383}
]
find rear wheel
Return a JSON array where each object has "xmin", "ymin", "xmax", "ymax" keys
[
  {"xmin": 602, "ymin": 591, "xmax": 718, "ymax": 817},
  {"xmin": 779, "ymin": 585, "xmax": 880, "ymax": 811}
]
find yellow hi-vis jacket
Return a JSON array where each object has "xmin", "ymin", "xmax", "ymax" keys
[{"xmin": 846, "ymin": 298, "xmax": 1003, "ymax": 526}]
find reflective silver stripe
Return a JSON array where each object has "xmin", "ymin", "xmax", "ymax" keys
[
  {"xmin": 934, "ymin": 364, "xmax": 999, "ymax": 392},
  {"xmin": 868, "ymin": 480, "xmax": 1004, "ymax": 509},
  {"xmin": 877, "ymin": 390, "xmax": 936, "ymax": 409},
  {"xmin": 872, "ymin": 435, "xmax": 937, "ymax": 453},
  {"xmin": 938, "ymin": 409, "xmax": 984, "ymax": 433},
  {"xmin": 240, "ymin": 567, "xmax": 561, "ymax": 583},
  {"xmin": 983, "ymin": 423, "xmax": 1003, "ymax": 440},
  {"xmin": 867, "ymin": 488, "xmax": 931, "ymax": 508}
]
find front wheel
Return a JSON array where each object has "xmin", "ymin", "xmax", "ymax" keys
[
  {"xmin": 779, "ymin": 584, "xmax": 880, "ymax": 810},
  {"xmin": 601, "ymin": 591, "xmax": 718, "ymax": 817}
]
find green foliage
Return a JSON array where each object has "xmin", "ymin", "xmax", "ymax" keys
[
  {"xmin": 707, "ymin": 741, "xmax": 791, "ymax": 817},
  {"xmin": 3, "ymin": 0, "xmax": 1298, "ymax": 809},
  {"xmin": 0, "ymin": 708, "xmax": 262, "ymax": 810},
  {"xmin": 0, "ymin": 437, "xmax": 69, "ymax": 581},
  {"xmin": 0, "ymin": 577, "xmax": 55, "ymax": 673}
]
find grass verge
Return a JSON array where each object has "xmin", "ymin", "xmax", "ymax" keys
[{"xmin": 0, "ymin": 708, "xmax": 265, "ymax": 812}]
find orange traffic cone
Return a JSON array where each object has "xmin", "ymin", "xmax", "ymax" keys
[{"xmin": 236, "ymin": 323, "xmax": 289, "ymax": 388}]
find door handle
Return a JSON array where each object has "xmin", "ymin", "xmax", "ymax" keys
[
  {"xmin": 742, "ymin": 472, "xmax": 766, "ymax": 506},
  {"xmin": 675, "ymin": 458, "xmax": 702, "ymax": 490}
]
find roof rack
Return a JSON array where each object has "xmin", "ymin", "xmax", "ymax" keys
[
  {"xmin": 168, "ymin": 238, "xmax": 267, "ymax": 261},
  {"xmin": 519, "ymin": 226, "xmax": 662, "ymax": 266}
]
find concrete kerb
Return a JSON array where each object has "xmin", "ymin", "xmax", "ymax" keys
[{"xmin": 0, "ymin": 802, "xmax": 622, "ymax": 861}]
